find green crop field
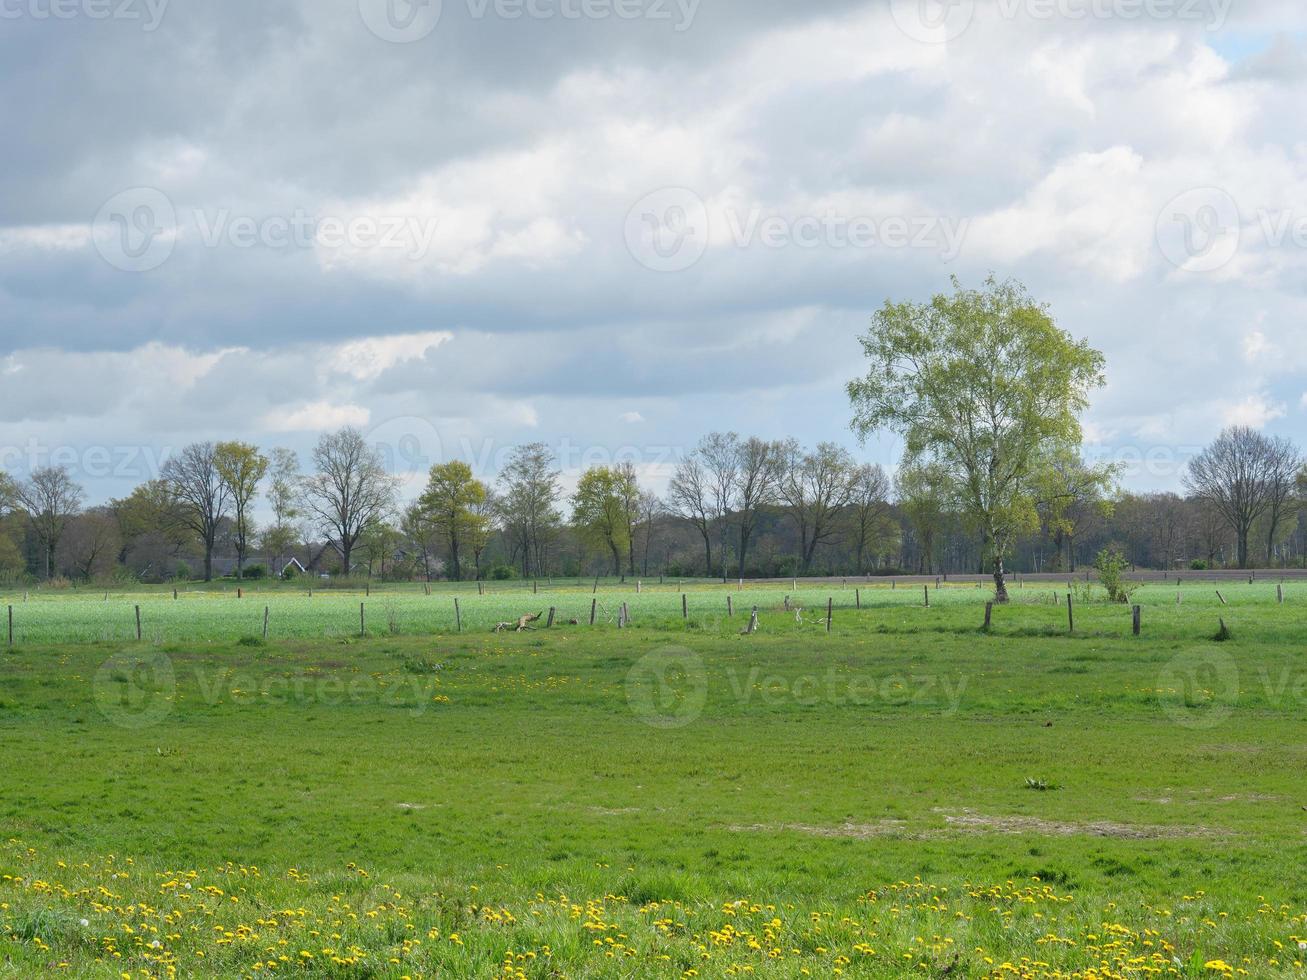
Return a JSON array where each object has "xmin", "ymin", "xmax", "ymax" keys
[{"xmin": 1, "ymin": 582, "xmax": 1305, "ymax": 978}]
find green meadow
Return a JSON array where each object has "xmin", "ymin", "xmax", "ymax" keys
[{"xmin": 1, "ymin": 582, "xmax": 1304, "ymax": 977}]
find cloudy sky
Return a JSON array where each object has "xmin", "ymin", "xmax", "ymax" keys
[{"xmin": 2, "ymin": 0, "xmax": 1307, "ymax": 507}]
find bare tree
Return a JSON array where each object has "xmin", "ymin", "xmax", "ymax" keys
[
  {"xmin": 847, "ymin": 463, "xmax": 891, "ymax": 574},
  {"xmin": 667, "ymin": 455, "xmax": 714, "ymax": 575},
  {"xmin": 779, "ymin": 440, "xmax": 855, "ymax": 574},
  {"xmin": 162, "ymin": 443, "xmax": 230, "ymax": 582},
  {"xmin": 1183, "ymin": 426, "xmax": 1279, "ymax": 569},
  {"xmin": 300, "ymin": 427, "xmax": 399, "ymax": 575},
  {"xmin": 57, "ymin": 507, "xmax": 121, "ymax": 581},
  {"xmin": 734, "ymin": 437, "xmax": 782, "ymax": 579},
  {"xmin": 1262, "ymin": 436, "xmax": 1301, "ymax": 565},
  {"xmin": 698, "ymin": 432, "xmax": 740, "ymax": 581},
  {"xmin": 635, "ymin": 490, "xmax": 664, "ymax": 576},
  {"xmin": 15, "ymin": 466, "xmax": 84, "ymax": 579}
]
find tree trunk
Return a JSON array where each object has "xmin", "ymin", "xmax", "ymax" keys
[
  {"xmin": 991, "ymin": 532, "xmax": 1009, "ymax": 603},
  {"xmin": 610, "ymin": 541, "xmax": 622, "ymax": 577},
  {"xmin": 450, "ymin": 536, "xmax": 461, "ymax": 581}
]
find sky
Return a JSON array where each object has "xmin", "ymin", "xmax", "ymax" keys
[{"xmin": 2, "ymin": 0, "xmax": 1307, "ymax": 510}]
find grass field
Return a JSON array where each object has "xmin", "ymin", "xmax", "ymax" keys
[
  {"xmin": 1, "ymin": 582, "xmax": 1305, "ymax": 977},
  {"xmin": 0, "ymin": 578, "xmax": 1298, "ymax": 645}
]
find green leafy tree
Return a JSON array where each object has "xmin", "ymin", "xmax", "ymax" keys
[
  {"xmin": 214, "ymin": 441, "xmax": 268, "ymax": 580},
  {"xmin": 571, "ymin": 466, "xmax": 632, "ymax": 576},
  {"xmin": 417, "ymin": 460, "xmax": 489, "ymax": 582},
  {"xmin": 894, "ymin": 461, "xmax": 952, "ymax": 574},
  {"xmin": 1031, "ymin": 447, "xmax": 1117, "ymax": 572},
  {"xmin": 849, "ymin": 277, "xmax": 1105, "ymax": 602}
]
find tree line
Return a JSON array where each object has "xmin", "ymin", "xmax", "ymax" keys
[{"xmin": 2, "ymin": 280, "xmax": 1304, "ymax": 587}]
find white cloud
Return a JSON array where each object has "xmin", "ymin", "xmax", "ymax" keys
[
  {"xmin": 265, "ymin": 401, "xmax": 371, "ymax": 433},
  {"xmin": 1219, "ymin": 393, "xmax": 1286, "ymax": 429}
]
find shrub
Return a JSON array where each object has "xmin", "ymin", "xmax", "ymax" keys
[
  {"xmin": 489, "ymin": 565, "xmax": 518, "ymax": 581},
  {"xmin": 241, "ymin": 564, "xmax": 266, "ymax": 580},
  {"xmin": 1094, "ymin": 547, "xmax": 1140, "ymax": 604},
  {"xmin": 1189, "ymin": 559, "xmax": 1208, "ymax": 571}
]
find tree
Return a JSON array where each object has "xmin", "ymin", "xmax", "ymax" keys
[
  {"xmin": 778, "ymin": 441, "xmax": 855, "ymax": 574},
  {"xmin": 401, "ymin": 501, "xmax": 441, "ymax": 582},
  {"xmin": 894, "ymin": 461, "xmax": 950, "ymax": 574},
  {"xmin": 300, "ymin": 427, "xmax": 399, "ymax": 576},
  {"xmin": 161, "ymin": 443, "xmax": 230, "ymax": 582},
  {"xmin": 111, "ymin": 479, "xmax": 189, "ymax": 580},
  {"xmin": 496, "ymin": 444, "xmax": 562, "ymax": 579},
  {"xmin": 1183, "ymin": 426, "xmax": 1281, "ymax": 569},
  {"xmin": 262, "ymin": 447, "xmax": 302, "ymax": 576},
  {"xmin": 214, "ymin": 441, "xmax": 268, "ymax": 580},
  {"xmin": 418, "ymin": 460, "xmax": 489, "ymax": 582},
  {"xmin": 571, "ymin": 466, "xmax": 631, "ymax": 576},
  {"xmin": 1262, "ymin": 437, "xmax": 1301, "ymax": 566},
  {"xmin": 0, "ymin": 472, "xmax": 15, "ymax": 513},
  {"xmin": 57, "ymin": 507, "xmax": 121, "ymax": 581},
  {"xmin": 615, "ymin": 462, "xmax": 642, "ymax": 578},
  {"xmin": 469, "ymin": 489, "xmax": 496, "ymax": 581},
  {"xmin": 847, "ymin": 463, "xmax": 892, "ymax": 574},
  {"xmin": 1031, "ymin": 448, "xmax": 1115, "ymax": 572},
  {"xmin": 698, "ymin": 432, "xmax": 740, "ymax": 581},
  {"xmin": 635, "ymin": 490, "xmax": 664, "ymax": 576},
  {"xmin": 15, "ymin": 466, "xmax": 85, "ymax": 580},
  {"xmin": 734, "ymin": 437, "xmax": 782, "ymax": 578},
  {"xmin": 668, "ymin": 455, "xmax": 714, "ymax": 575},
  {"xmin": 849, "ymin": 277, "xmax": 1105, "ymax": 602}
]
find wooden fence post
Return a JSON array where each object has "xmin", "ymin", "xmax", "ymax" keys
[
  {"xmin": 589, "ymin": 598, "xmax": 597, "ymax": 626},
  {"xmin": 360, "ymin": 602, "xmax": 365, "ymax": 637},
  {"xmin": 533, "ymin": 580, "xmax": 538, "ymax": 595},
  {"xmin": 726, "ymin": 595, "xmax": 733, "ymax": 617},
  {"xmin": 135, "ymin": 605, "xmax": 142, "ymax": 641},
  {"xmin": 924, "ymin": 585, "xmax": 930, "ymax": 607},
  {"xmin": 263, "ymin": 606, "xmax": 270, "ymax": 640},
  {"xmin": 1277, "ymin": 583, "xmax": 1283, "ymax": 604},
  {"xmin": 826, "ymin": 597, "xmax": 833, "ymax": 633},
  {"xmin": 1216, "ymin": 590, "xmax": 1227, "ymax": 605},
  {"xmin": 1066, "ymin": 593, "xmax": 1074, "ymax": 633},
  {"xmin": 855, "ymin": 588, "xmax": 861, "ymax": 609},
  {"xmin": 7, "ymin": 605, "xmax": 11, "ymax": 646},
  {"xmin": 237, "ymin": 587, "xmax": 242, "ymax": 599},
  {"xmin": 682, "ymin": 593, "xmax": 688, "ymax": 620},
  {"xmin": 1132, "ymin": 605, "xmax": 1141, "ymax": 636},
  {"xmin": 983, "ymin": 602, "xmax": 993, "ymax": 630},
  {"xmin": 454, "ymin": 598, "xmax": 462, "ymax": 632},
  {"xmin": 546, "ymin": 607, "xmax": 555, "ymax": 628}
]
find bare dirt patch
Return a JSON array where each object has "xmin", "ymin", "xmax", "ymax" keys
[
  {"xmin": 938, "ymin": 809, "xmax": 1218, "ymax": 840},
  {"xmin": 727, "ymin": 820, "xmax": 910, "ymax": 839}
]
